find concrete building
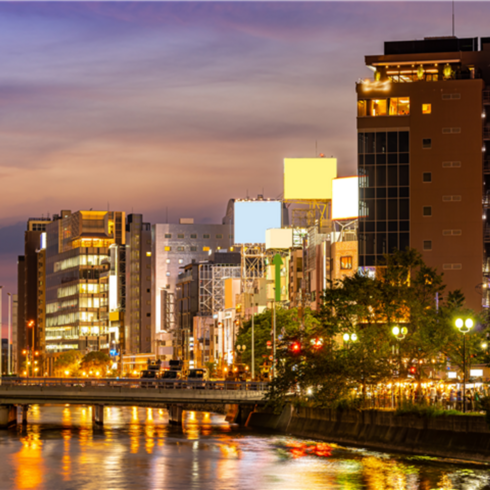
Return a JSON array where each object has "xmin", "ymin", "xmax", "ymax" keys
[
  {"xmin": 152, "ymin": 219, "xmax": 233, "ymax": 357},
  {"xmin": 357, "ymin": 36, "xmax": 490, "ymax": 310},
  {"xmin": 44, "ymin": 210, "xmax": 125, "ymax": 354},
  {"xmin": 126, "ymin": 214, "xmax": 152, "ymax": 355},
  {"xmin": 16, "ymin": 217, "xmax": 51, "ymax": 371}
]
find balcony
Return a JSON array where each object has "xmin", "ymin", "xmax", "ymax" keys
[
  {"xmin": 484, "ymin": 126, "xmax": 490, "ymax": 141},
  {"xmin": 484, "ymin": 90, "xmax": 490, "ymax": 105},
  {"xmin": 484, "ymin": 160, "xmax": 490, "ymax": 175}
]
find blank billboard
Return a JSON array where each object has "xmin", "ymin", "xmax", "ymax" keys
[
  {"xmin": 266, "ymin": 228, "xmax": 293, "ymax": 250},
  {"xmin": 234, "ymin": 201, "xmax": 282, "ymax": 244},
  {"xmin": 284, "ymin": 158, "xmax": 337, "ymax": 200},
  {"xmin": 332, "ymin": 177, "xmax": 359, "ymax": 220}
]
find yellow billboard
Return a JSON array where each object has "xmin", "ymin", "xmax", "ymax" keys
[{"xmin": 284, "ymin": 158, "xmax": 337, "ymax": 201}]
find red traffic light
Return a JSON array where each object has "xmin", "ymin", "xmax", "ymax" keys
[
  {"xmin": 409, "ymin": 366, "xmax": 416, "ymax": 375},
  {"xmin": 291, "ymin": 342, "xmax": 301, "ymax": 353}
]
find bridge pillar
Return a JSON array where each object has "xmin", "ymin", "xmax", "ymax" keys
[
  {"xmin": 0, "ymin": 405, "xmax": 17, "ymax": 429},
  {"xmin": 168, "ymin": 405, "xmax": 183, "ymax": 426},
  {"xmin": 20, "ymin": 405, "xmax": 29, "ymax": 425},
  {"xmin": 92, "ymin": 405, "xmax": 104, "ymax": 426},
  {"xmin": 225, "ymin": 404, "xmax": 254, "ymax": 425}
]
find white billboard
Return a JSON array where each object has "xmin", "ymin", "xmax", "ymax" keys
[
  {"xmin": 234, "ymin": 200, "xmax": 282, "ymax": 244},
  {"xmin": 332, "ymin": 177, "xmax": 359, "ymax": 221},
  {"xmin": 266, "ymin": 228, "xmax": 293, "ymax": 250}
]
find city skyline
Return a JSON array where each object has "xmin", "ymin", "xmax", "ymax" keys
[{"xmin": 1, "ymin": 2, "xmax": 490, "ymax": 307}]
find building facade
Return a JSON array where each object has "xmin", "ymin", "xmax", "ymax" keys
[{"xmin": 357, "ymin": 36, "xmax": 490, "ymax": 310}]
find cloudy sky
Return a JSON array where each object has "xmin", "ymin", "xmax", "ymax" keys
[{"xmin": 1, "ymin": 1, "xmax": 490, "ymax": 319}]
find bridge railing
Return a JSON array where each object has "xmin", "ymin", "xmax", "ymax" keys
[{"xmin": 0, "ymin": 377, "xmax": 269, "ymax": 392}]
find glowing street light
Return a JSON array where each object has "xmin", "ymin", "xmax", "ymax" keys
[{"xmin": 455, "ymin": 317, "xmax": 474, "ymax": 413}]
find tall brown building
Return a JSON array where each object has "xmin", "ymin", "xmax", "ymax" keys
[{"xmin": 357, "ymin": 37, "xmax": 490, "ymax": 310}]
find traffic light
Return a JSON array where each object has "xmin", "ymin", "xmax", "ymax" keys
[
  {"xmin": 290, "ymin": 342, "xmax": 301, "ymax": 354},
  {"xmin": 409, "ymin": 366, "xmax": 417, "ymax": 375}
]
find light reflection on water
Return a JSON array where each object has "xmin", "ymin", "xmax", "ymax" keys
[{"xmin": 0, "ymin": 405, "xmax": 488, "ymax": 489}]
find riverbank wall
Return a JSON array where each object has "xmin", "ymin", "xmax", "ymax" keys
[{"xmin": 248, "ymin": 406, "xmax": 490, "ymax": 462}]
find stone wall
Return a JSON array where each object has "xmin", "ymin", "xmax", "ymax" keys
[{"xmin": 248, "ymin": 406, "xmax": 490, "ymax": 462}]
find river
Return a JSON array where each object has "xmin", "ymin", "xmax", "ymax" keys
[{"xmin": 0, "ymin": 405, "xmax": 489, "ymax": 489}]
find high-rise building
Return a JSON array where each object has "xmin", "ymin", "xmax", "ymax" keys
[
  {"xmin": 16, "ymin": 217, "xmax": 51, "ymax": 370},
  {"xmin": 126, "ymin": 214, "xmax": 152, "ymax": 354},
  {"xmin": 44, "ymin": 210, "xmax": 125, "ymax": 353},
  {"xmin": 152, "ymin": 219, "xmax": 233, "ymax": 356},
  {"xmin": 357, "ymin": 37, "xmax": 490, "ymax": 309}
]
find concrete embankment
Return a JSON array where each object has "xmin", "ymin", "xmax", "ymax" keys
[{"xmin": 248, "ymin": 406, "xmax": 490, "ymax": 462}]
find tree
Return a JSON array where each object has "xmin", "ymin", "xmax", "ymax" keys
[
  {"xmin": 235, "ymin": 307, "xmax": 319, "ymax": 377},
  {"xmin": 54, "ymin": 351, "xmax": 83, "ymax": 377},
  {"xmin": 80, "ymin": 351, "xmax": 112, "ymax": 376}
]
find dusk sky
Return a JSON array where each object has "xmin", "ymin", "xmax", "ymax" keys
[{"xmin": 1, "ymin": 1, "xmax": 490, "ymax": 314}]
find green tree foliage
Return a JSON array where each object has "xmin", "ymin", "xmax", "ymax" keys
[
  {"xmin": 54, "ymin": 351, "xmax": 83, "ymax": 377},
  {"xmin": 235, "ymin": 307, "xmax": 319, "ymax": 376},
  {"xmin": 80, "ymin": 351, "xmax": 112, "ymax": 375},
  {"xmin": 266, "ymin": 248, "xmax": 486, "ymax": 409}
]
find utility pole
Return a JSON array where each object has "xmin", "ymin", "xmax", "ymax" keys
[
  {"xmin": 7, "ymin": 293, "xmax": 11, "ymax": 375},
  {"xmin": 0, "ymin": 286, "xmax": 2, "ymax": 378}
]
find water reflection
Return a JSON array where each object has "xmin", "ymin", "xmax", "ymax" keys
[{"xmin": 0, "ymin": 406, "xmax": 489, "ymax": 489}]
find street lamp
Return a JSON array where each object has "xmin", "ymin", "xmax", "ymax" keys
[
  {"xmin": 392, "ymin": 326, "xmax": 408, "ymax": 407},
  {"xmin": 236, "ymin": 344, "xmax": 246, "ymax": 364},
  {"xmin": 455, "ymin": 317, "xmax": 474, "ymax": 413},
  {"xmin": 342, "ymin": 333, "xmax": 358, "ymax": 343}
]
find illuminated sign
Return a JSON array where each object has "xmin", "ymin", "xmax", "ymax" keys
[
  {"xmin": 332, "ymin": 177, "xmax": 359, "ymax": 220},
  {"xmin": 265, "ymin": 228, "xmax": 293, "ymax": 250},
  {"xmin": 284, "ymin": 158, "xmax": 337, "ymax": 201},
  {"xmin": 234, "ymin": 200, "xmax": 282, "ymax": 244}
]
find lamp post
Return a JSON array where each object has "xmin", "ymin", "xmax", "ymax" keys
[
  {"xmin": 392, "ymin": 326, "xmax": 408, "ymax": 408},
  {"xmin": 7, "ymin": 293, "xmax": 11, "ymax": 375},
  {"xmin": 455, "ymin": 317, "xmax": 474, "ymax": 413},
  {"xmin": 342, "ymin": 333, "xmax": 358, "ymax": 344}
]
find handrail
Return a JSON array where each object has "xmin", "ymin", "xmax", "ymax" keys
[{"xmin": 0, "ymin": 377, "xmax": 269, "ymax": 392}]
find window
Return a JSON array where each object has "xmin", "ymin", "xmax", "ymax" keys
[
  {"xmin": 177, "ymin": 246, "xmax": 184, "ymax": 251},
  {"xmin": 178, "ymin": 259, "xmax": 183, "ymax": 264},
  {"xmin": 442, "ymin": 161, "xmax": 461, "ymax": 168},
  {"xmin": 216, "ymin": 234, "xmax": 223, "ymax": 239},
  {"xmin": 422, "ymin": 103, "xmax": 431, "ymax": 114},
  {"xmin": 389, "ymin": 97, "xmax": 410, "ymax": 116},
  {"xmin": 442, "ymin": 195, "xmax": 462, "ymax": 202},
  {"xmin": 166, "ymin": 272, "xmax": 170, "ymax": 277},
  {"xmin": 423, "ymin": 172, "xmax": 432, "ymax": 183},
  {"xmin": 165, "ymin": 234, "xmax": 172, "ymax": 239},
  {"xmin": 190, "ymin": 246, "xmax": 197, "ymax": 252},
  {"xmin": 340, "ymin": 256, "xmax": 353, "ymax": 270},
  {"xmin": 422, "ymin": 138, "xmax": 432, "ymax": 149},
  {"xmin": 164, "ymin": 246, "xmax": 171, "ymax": 251},
  {"xmin": 229, "ymin": 234, "xmax": 234, "ymax": 239},
  {"xmin": 177, "ymin": 234, "xmax": 184, "ymax": 239},
  {"xmin": 146, "ymin": 313, "xmax": 151, "ymax": 317},
  {"xmin": 166, "ymin": 259, "xmax": 170, "ymax": 264},
  {"xmin": 371, "ymin": 99, "xmax": 387, "ymax": 116},
  {"xmin": 357, "ymin": 100, "xmax": 367, "ymax": 117},
  {"xmin": 423, "ymin": 206, "xmax": 432, "ymax": 217},
  {"xmin": 443, "ymin": 263, "xmax": 462, "ymax": 270},
  {"xmin": 423, "ymin": 240, "xmax": 432, "ymax": 251},
  {"xmin": 203, "ymin": 246, "xmax": 210, "ymax": 252},
  {"xmin": 203, "ymin": 234, "xmax": 210, "ymax": 239},
  {"xmin": 146, "ymin": 251, "xmax": 151, "ymax": 257},
  {"xmin": 190, "ymin": 234, "xmax": 197, "ymax": 239}
]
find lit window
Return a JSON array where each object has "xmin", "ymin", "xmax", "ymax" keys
[
  {"xmin": 179, "ymin": 259, "xmax": 183, "ymax": 264},
  {"xmin": 166, "ymin": 259, "xmax": 170, "ymax": 264},
  {"xmin": 177, "ymin": 246, "xmax": 184, "ymax": 251},
  {"xmin": 389, "ymin": 97, "xmax": 410, "ymax": 116},
  {"xmin": 340, "ymin": 256, "xmax": 353, "ymax": 270},
  {"xmin": 423, "ymin": 172, "xmax": 432, "ymax": 183},
  {"xmin": 166, "ymin": 272, "xmax": 170, "ymax": 277},
  {"xmin": 146, "ymin": 252, "xmax": 151, "ymax": 257},
  {"xmin": 423, "ymin": 206, "xmax": 432, "ymax": 217},
  {"xmin": 357, "ymin": 100, "xmax": 367, "ymax": 117},
  {"xmin": 371, "ymin": 99, "xmax": 387, "ymax": 116},
  {"xmin": 164, "ymin": 246, "xmax": 171, "ymax": 251},
  {"xmin": 203, "ymin": 246, "xmax": 210, "ymax": 252},
  {"xmin": 423, "ymin": 240, "xmax": 432, "ymax": 251},
  {"xmin": 422, "ymin": 103, "xmax": 431, "ymax": 114}
]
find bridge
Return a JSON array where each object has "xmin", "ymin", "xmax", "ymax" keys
[{"xmin": 0, "ymin": 377, "xmax": 268, "ymax": 428}]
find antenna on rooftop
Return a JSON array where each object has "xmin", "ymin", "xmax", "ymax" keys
[{"xmin": 452, "ymin": 0, "xmax": 455, "ymax": 37}]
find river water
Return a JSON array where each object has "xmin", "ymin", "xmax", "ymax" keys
[{"xmin": 0, "ymin": 405, "xmax": 489, "ymax": 490}]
